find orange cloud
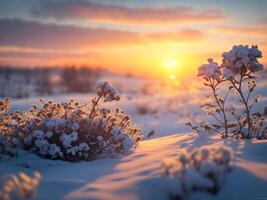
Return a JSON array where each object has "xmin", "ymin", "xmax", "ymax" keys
[
  {"xmin": 31, "ymin": 0, "xmax": 225, "ymax": 25},
  {"xmin": 147, "ymin": 29, "xmax": 206, "ymax": 42},
  {"xmin": 217, "ymin": 26, "xmax": 267, "ymax": 36},
  {"xmin": 0, "ymin": 19, "xmax": 205, "ymax": 50}
]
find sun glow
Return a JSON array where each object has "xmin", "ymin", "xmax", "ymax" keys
[
  {"xmin": 163, "ymin": 58, "xmax": 181, "ymax": 80},
  {"xmin": 164, "ymin": 58, "xmax": 179, "ymax": 71},
  {"xmin": 169, "ymin": 74, "xmax": 177, "ymax": 80}
]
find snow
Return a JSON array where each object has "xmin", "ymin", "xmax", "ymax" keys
[
  {"xmin": 96, "ymin": 80, "xmax": 120, "ymax": 102},
  {"xmin": 198, "ymin": 45, "xmax": 264, "ymax": 81},
  {"xmin": 198, "ymin": 58, "xmax": 221, "ymax": 81},
  {"xmin": 60, "ymin": 132, "xmax": 78, "ymax": 148},
  {"xmin": 71, "ymin": 123, "xmax": 79, "ymax": 131},
  {"xmin": 222, "ymin": 45, "xmax": 264, "ymax": 76},
  {"xmin": 1, "ymin": 133, "xmax": 267, "ymax": 200},
  {"xmin": 1, "ymin": 72, "xmax": 267, "ymax": 200}
]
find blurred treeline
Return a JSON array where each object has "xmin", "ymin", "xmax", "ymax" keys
[{"xmin": 0, "ymin": 66, "xmax": 101, "ymax": 98}]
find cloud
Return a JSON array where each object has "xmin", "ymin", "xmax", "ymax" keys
[
  {"xmin": 0, "ymin": 18, "xmax": 205, "ymax": 50},
  {"xmin": 148, "ymin": 29, "xmax": 206, "ymax": 41},
  {"xmin": 0, "ymin": 49, "xmax": 88, "ymax": 60},
  {"xmin": 0, "ymin": 18, "xmax": 140, "ymax": 49},
  {"xmin": 31, "ymin": 0, "xmax": 225, "ymax": 25},
  {"xmin": 217, "ymin": 26, "xmax": 267, "ymax": 36}
]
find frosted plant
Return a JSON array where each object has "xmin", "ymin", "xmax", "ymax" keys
[
  {"xmin": 222, "ymin": 45, "xmax": 263, "ymax": 77},
  {"xmin": 95, "ymin": 80, "xmax": 120, "ymax": 102},
  {"xmin": 0, "ymin": 97, "xmax": 15, "ymax": 156},
  {"xmin": 0, "ymin": 172, "xmax": 41, "ymax": 200},
  {"xmin": 90, "ymin": 81, "xmax": 120, "ymax": 118},
  {"xmin": 198, "ymin": 58, "xmax": 221, "ymax": 81},
  {"xmin": 0, "ymin": 81, "xmax": 143, "ymax": 161},
  {"xmin": 186, "ymin": 58, "xmax": 232, "ymax": 137},
  {"xmin": 187, "ymin": 45, "xmax": 266, "ymax": 138},
  {"xmin": 221, "ymin": 45, "xmax": 264, "ymax": 138},
  {"xmin": 163, "ymin": 145, "xmax": 233, "ymax": 200},
  {"xmin": 0, "ymin": 98, "xmax": 10, "ymax": 114}
]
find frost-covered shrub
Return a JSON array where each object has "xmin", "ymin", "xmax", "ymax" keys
[
  {"xmin": 163, "ymin": 145, "xmax": 233, "ymax": 200},
  {"xmin": 0, "ymin": 81, "xmax": 142, "ymax": 161},
  {"xmin": 221, "ymin": 45, "xmax": 265, "ymax": 138},
  {"xmin": 0, "ymin": 97, "xmax": 14, "ymax": 156},
  {"xmin": 0, "ymin": 172, "xmax": 41, "ymax": 200},
  {"xmin": 187, "ymin": 45, "xmax": 266, "ymax": 138}
]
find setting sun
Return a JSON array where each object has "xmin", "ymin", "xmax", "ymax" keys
[
  {"xmin": 164, "ymin": 58, "xmax": 179, "ymax": 71},
  {"xmin": 169, "ymin": 74, "xmax": 177, "ymax": 80},
  {"xmin": 163, "ymin": 58, "xmax": 182, "ymax": 80}
]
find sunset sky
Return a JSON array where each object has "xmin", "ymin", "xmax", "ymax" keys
[{"xmin": 0, "ymin": 0, "xmax": 266, "ymax": 79}]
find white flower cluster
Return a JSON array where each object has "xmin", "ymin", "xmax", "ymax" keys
[
  {"xmin": 198, "ymin": 45, "xmax": 264, "ymax": 81},
  {"xmin": 96, "ymin": 81, "xmax": 120, "ymax": 102},
  {"xmin": 66, "ymin": 142, "xmax": 90, "ymax": 156},
  {"xmin": 163, "ymin": 145, "xmax": 233, "ymax": 198},
  {"xmin": 24, "ymin": 130, "xmax": 63, "ymax": 159},
  {"xmin": 222, "ymin": 45, "xmax": 264, "ymax": 79},
  {"xmin": 24, "ymin": 127, "xmax": 92, "ymax": 160},
  {"xmin": 21, "ymin": 102, "xmax": 141, "ymax": 161},
  {"xmin": 198, "ymin": 58, "xmax": 221, "ymax": 81},
  {"xmin": 0, "ymin": 172, "xmax": 41, "ymax": 200},
  {"xmin": 60, "ymin": 131, "xmax": 78, "ymax": 148},
  {"xmin": 104, "ymin": 128, "xmax": 135, "ymax": 156}
]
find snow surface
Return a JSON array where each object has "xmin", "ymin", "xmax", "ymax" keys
[
  {"xmin": 1, "ymin": 73, "xmax": 267, "ymax": 200},
  {"xmin": 1, "ymin": 133, "xmax": 267, "ymax": 200}
]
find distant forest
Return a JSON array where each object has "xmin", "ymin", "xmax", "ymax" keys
[{"xmin": 0, "ymin": 66, "xmax": 102, "ymax": 98}]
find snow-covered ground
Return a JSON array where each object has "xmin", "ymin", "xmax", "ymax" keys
[
  {"xmin": 1, "ymin": 72, "xmax": 267, "ymax": 200},
  {"xmin": 1, "ymin": 133, "xmax": 267, "ymax": 200}
]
